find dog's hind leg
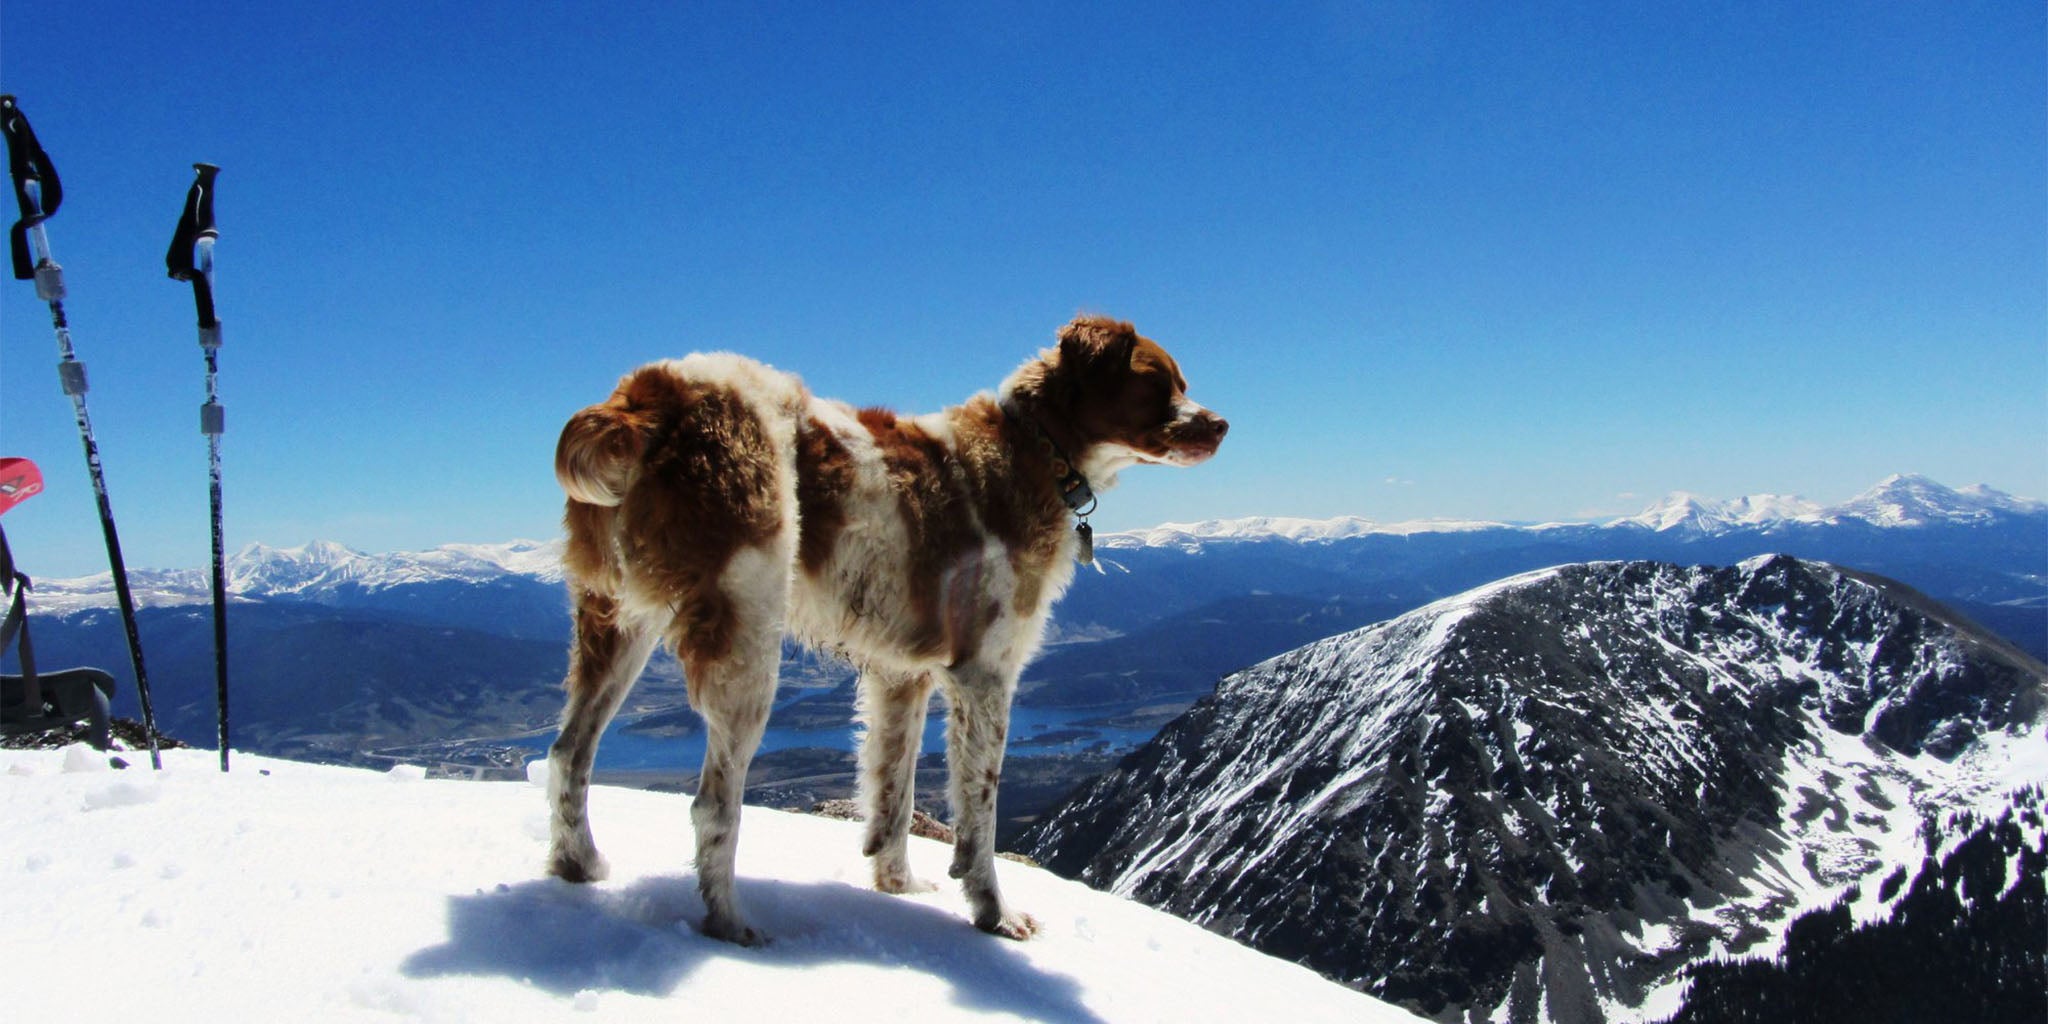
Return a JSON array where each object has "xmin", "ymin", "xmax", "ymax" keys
[
  {"xmin": 941, "ymin": 665, "xmax": 1039, "ymax": 939},
  {"xmin": 856, "ymin": 669, "xmax": 938, "ymax": 894},
  {"xmin": 547, "ymin": 590, "xmax": 660, "ymax": 883},
  {"xmin": 681, "ymin": 546, "xmax": 787, "ymax": 946}
]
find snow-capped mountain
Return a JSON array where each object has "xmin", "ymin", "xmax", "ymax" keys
[
  {"xmin": 19, "ymin": 540, "xmax": 584, "ymax": 763},
  {"xmin": 32, "ymin": 476, "xmax": 2037, "ymax": 614},
  {"xmin": 1043, "ymin": 474, "xmax": 2048, "ymax": 702},
  {"xmin": 1109, "ymin": 474, "xmax": 2042, "ymax": 553},
  {"xmin": 229, "ymin": 538, "xmax": 568, "ymax": 595},
  {"xmin": 1613, "ymin": 491, "xmax": 1827, "ymax": 535},
  {"xmin": 1107, "ymin": 515, "xmax": 1506, "ymax": 553},
  {"xmin": 26, "ymin": 475, "xmax": 2040, "ymax": 622},
  {"xmin": 1021, "ymin": 556, "xmax": 2048, "ymax": 1023},
  {"xmin": 1611, "ymin": 474, "xmax": 2043, "ymax": 536},
  {"xmin": 1827, "ymin": 474, "xmax": 2045, "ymax": 528},
  {"xmin": 30, "ymin": 538, "xmax": 566, "ymax": 614}
]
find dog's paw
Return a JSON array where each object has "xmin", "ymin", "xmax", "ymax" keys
[
  {"xmin": 546, "ymin": 848, "xmax": 610, "ymax": 884},
  {"xmin": 873, "ymin": 866, "xmax": 940, "ymax": 895},
  {"xmin": 975, "ymin": 907, "xmax": 1042, "ymax": 941},
  {"xmin": 700, "ymin": 912, "xmax": 766, "ymax": 948}
]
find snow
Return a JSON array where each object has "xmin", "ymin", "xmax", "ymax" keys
[
  {"xmin": 226, "ymin": 538, "xmax": 569, "ymax": 593},
  {"xmin": 31, "ymin": 538, "xmax": 568, "ymax": 613},
  {"xmin": 1617, "ymin": 491, "xmax": 1829, "ymax": 533},
  {"xmin": 1100, "ymin": 515, "xmax": 1511, "ymax": 553},
  {"xmin": 1105, "ymin": 474, "xmax": 2041, "ymax": 552},
  {"xmin": 1108, "ymin": 571, "xmax": 1569, "ymax": 898},
  {"xmin": 1833, "ymin": 473, "xmax": 2042, "ymax": 527},
  {"xmin": 1, "ymin": 745, "xmax": 1421, "ymax": 1024},
  {"xmin": 1607, "ymin": 473, "xmax": 2045, "ymax": 535}
]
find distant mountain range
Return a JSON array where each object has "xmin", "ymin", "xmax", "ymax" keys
[
  {"xmin": 1102, "ymin": 473, "xmax": 2046, "ymax": 549},
  {"xmin": 30, "ymin": 472, "xmax": 2042, "ymax": 609},
  {"xmin": 1021, "ymin": 555, "xmax": 2048, "ymax": 1023},
  {"xmin": 11, "ymin": 474, "xmax": 2043, "ymax": 766},
  {"xmin": 1036, "ymin": 474, "xmax": 2046, "ymax": 715}
]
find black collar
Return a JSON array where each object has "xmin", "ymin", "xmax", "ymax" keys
[
  {"xmin": 1020, "ymin": 414, "xmax": 1095, "ymax": 516},
  {"xmin": 1003, "ymin": 400, "xmax": 1101, "ymax": 565}
]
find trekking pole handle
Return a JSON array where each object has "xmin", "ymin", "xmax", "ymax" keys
[
  {"xmin": 1, "ymin": 95, "xmax": 63, "ymax": 281},
  {"xmin": 168, "ymin": 162, "xmax": 222, "ymax": 336}
]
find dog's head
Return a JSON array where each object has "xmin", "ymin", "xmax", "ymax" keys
[{"xmin": 1005, "ymin": 315, "xmax": 1228, "ymax": 487}]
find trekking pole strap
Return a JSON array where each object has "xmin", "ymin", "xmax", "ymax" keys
[
  {"xmin": 167, "ymin": 163, "xmax": 221, "ymax": 337},
  {"xmin": 0, "ymin": 526, "xmax": 38, "ymax": 687},
  {"xmin": 0, "ymin": 95, "xmax": 62, "ymax": 281}
]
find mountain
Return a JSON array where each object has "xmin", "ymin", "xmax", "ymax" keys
[
  {"xmin": 32, "ymin": 539, "xmax": 571, "ymax": 641},
  {"xmin": 1035, "ymin": 474, "xmax": 2047, "ymax": 710},
  {"xmin": 1663, "ymin": 792, "xmax": 2046, "ymax": 1024},
  {"xmin": 1612, "ymin": 492, "xmax": 1826, "ymax": 535},
  {"xmin": 1021, "ymin": 556, "xmax": 2048, "ymax": 1023},
  {"xmin": 1109, "ymin": 475, "xmax": 2043, "ymax": 554},
  {"xmin": 1602, "ymin": 474, "xmax": 2045, "ymax": 535},
  {"xmin": 13, "ymin": 475, "xmax": 2043, "ymax": 772},
  {"xmin": 1826, "ymin": 474, "xmax": 2045, "ymax": 528},
  {"xmin": 31, "ymin": 602, "xmax": 592, "ymax": 765},
  {"xmin": 0, "ymin": 744, "xmax": 1422, "ymax": 1024}
]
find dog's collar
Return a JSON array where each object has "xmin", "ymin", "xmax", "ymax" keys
[
  {"xmin": 1034, "ymin": 426, "xmax": 1096, "ymax": 517},
  {"xmin": 1007, "ymin": 404, "xmax": 1100, "ymax": 565}
]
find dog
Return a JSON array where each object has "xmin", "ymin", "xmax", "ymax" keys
[{"xmin": 545, "ymin": 314, "xmax": 1226, "ymax": 943}]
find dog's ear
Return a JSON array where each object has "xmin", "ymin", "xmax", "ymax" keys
[{"xmin": 1057, "ymin": 316, "xmax": 1137, "ymax": 374}]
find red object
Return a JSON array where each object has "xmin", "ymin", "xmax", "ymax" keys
[{"xmin": 0, "ymin": 458, "xmax": 44, "ymax": 516}]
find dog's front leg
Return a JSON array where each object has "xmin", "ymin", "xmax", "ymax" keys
[{"xmin": 941, "ymin": 664, "xmax": 1039, "ymax": 939}]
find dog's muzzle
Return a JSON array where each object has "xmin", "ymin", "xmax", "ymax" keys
[{"xmin": 1166, "ymin": 408, "xmax": 1228, "ymax": 465}]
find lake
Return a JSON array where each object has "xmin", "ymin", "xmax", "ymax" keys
[{"xmin": 509, "ymin": 697, "xmax": 1162, "ymax": 773}]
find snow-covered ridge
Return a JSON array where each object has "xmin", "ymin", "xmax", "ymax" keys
[
  {"xmin": 1613, "ymin": 474, "xmax": 2044, "ymax": 534},
  {"xmin": 28, "ymin": 538, "xmax": 565, "ymax": 614},
  {"xmin": 1023, "ymin": 554, "xmax": 2048, "ymax": 1022},
  {"xmin": 1619, "ymin": 491, "xmax": 1827, "ymax": 534},
  {"xmin": 1106, "ymin": 473, "xmax": 2043, "ymax": 551},
  {"xmin": 227, "ymin": 538, "xmax": 567, "ymax": 594},
  {"xmin": 2, "ymin": 746, "xmax": 1420, "ymax": 1023},
  {"xmin": 1102, "ymin": 514, "xmax": 1511, "ymax": 552}
]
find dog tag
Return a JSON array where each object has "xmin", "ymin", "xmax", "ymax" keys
[{"xmin": 1075, "ymin": 520, "xmax": 1094, "ymax": 565}]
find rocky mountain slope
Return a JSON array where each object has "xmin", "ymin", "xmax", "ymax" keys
[
  {"xmin": 1664, "ymin": 791, "xmax": 2045, "ymax": 1023},
  {"xmin": 1022, "ymin": 556, "xmax": 2048, "ymax": 1023}
]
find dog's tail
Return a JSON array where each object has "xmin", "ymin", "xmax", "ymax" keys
[{"xmin": 555, "ymin": 398, "xmax": 649, "ymax": 507}]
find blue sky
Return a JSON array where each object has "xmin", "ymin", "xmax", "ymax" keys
[{"xmin": 2, "ymin": 2, "xmax": 2041, "ymax": 576}]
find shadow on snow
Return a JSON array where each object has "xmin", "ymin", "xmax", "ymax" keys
[{"xmin": 401, "ymin": 874, "xmax": 1103, "ymax": 1023}]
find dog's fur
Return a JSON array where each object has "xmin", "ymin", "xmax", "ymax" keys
[{"xmin": 545, "ymin": 315, "xmax": 1226, "ymax": 942}]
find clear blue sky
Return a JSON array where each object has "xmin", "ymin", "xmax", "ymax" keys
[{"xmin": 3, "ymin": 2, "xmax": 2042, "ymax": 577}]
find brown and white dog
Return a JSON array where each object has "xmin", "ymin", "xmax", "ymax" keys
[{"xmin": 545, "ymin": 315, "xmax": 1226, "ymax": 943}]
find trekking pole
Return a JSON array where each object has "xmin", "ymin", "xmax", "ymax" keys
[
  {"xmin": 168, "ymin": 162, "xmax": 229, "ymax": 772},
  {"xmin": 1, "ymin": 95, "xmax": 162, "ymax": 769}
]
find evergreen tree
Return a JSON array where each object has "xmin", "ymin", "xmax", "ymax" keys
[{"xmin": 1663, "ymin": 805, "xmax": 2046, "ymax": 1024}]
